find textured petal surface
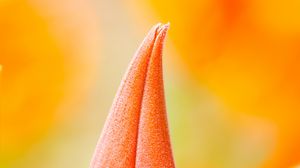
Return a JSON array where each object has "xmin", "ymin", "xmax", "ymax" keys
[
  {"xmin": 136, "ymin": 24, "xmax": 174, "ymax": 167},
  {"xmin": 90, "ymin": 23, "xmax": 174, "ymax": 168}
]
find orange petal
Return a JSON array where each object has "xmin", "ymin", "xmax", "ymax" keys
[
  {"xmin": 136, "ymin": 23, "xmax": 174, "ymax": 167},
  {"xmin": 90, "ymin": 23, "xmax": 174, "ymax": 168}
]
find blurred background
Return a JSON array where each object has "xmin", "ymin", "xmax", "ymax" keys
[{"xmin": 1, "ymin": 0, "xmax": 300, "ymax": 167}]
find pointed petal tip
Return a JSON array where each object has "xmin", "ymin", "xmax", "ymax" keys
[
  {"xmin": 152, "ymin": 23, "xmax": 170, "ymax": 49},
  {"xmin": 157, "ymin": 23, "xmax": 170, "ymax": 33}
]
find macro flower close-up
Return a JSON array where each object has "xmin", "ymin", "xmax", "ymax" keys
[{"xmin": 1, "ymin": 0, "xmax": 300, "ymax": 168}]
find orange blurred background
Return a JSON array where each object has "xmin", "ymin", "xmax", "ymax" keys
[{"xmin": 1, "ymin": 0, "xmax": 300, "ymax": 167}]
